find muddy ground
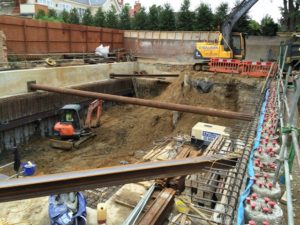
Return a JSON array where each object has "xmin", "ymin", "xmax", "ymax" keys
[{"xmin": 0, "ymin": 71, "xmax": 262, "ymax": 175}]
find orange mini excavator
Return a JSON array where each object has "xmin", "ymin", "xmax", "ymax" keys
[{"xmin": 50, "ymin": 99, "xmax": 102, "ymax": 150}]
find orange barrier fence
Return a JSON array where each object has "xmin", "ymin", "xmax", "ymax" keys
[
  {"xmin": 209, "ymin": 58, "xmax": 241, "ymax": 74},
  {"xmin": 0, "ymin": 15, "xmax": 124, "ymax": 55},
  {"xmin": 209, "ymin": 58, "xmax": 277, "ymax": 77},
  {"xmin": 241, "ymin": 61, "xmax": 276, "ymax": 77}
]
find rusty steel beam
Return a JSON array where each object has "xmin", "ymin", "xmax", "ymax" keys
[
  {"xmin": 28, "ymin": 83, "xmax": 252, "ymax": 121},
  {"xmin": 0, "ymin": 154, "xmax": 236, "ymax": 203},
  {"xmin": 110, "ymin": 73, "xmax": 179, "ymax": 78}
]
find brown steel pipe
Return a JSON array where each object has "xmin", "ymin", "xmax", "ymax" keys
[
  {"xmin": 110, "ymin": 73, "xmax": 179, "ymax": 78},
  {"xmin": 0, "ymin": 154, "xmax": 235, "ymax": 203},
  {"xmin": 29, "ymin": 83, "xmax": 252, "ymax": 121}
]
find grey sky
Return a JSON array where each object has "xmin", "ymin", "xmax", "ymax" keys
[{"xmin": 124, "ymin": 0, "xmax": 282, "ymax": 23}]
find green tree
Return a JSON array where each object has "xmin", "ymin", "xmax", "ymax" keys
[
  {"xmin": 146, "ymin": 5, "xmax": 161, "ymax": 30},
  {"xmin": 82, "ymin": 8, "xmax": 93, "ymax": 25},
  {"xmin": 177, "ymin": 0, "xmax": 194, "ymax": 31},
  {"xmin": 60, "ymin": 9, "xmax": 70, "ymax": 23},
  {"xmin": 159, "ymin": 3, "xmax": 176, "ymax": 31},
  {"xmin": 261, "ymin": 15, "xmax": 279, "ymax": 36},
  {"xmin": 194, "ymin": 3, "xmax": 214, "ymax": 31},
  {"xmin": 132, "ymin": 7, "xmax": 147, "ymax": 30},
  {"xmin": 35, "ymin": 9, "xmax": 46, "ymax": 19},
  {"xmin": 68, "ymin": 8, "xmax": 80, "ymax": 24},
  {"xmin": 105, "ymin": 6, "xmax": 119, "ymax": 28},
  {"xmin": 48, "ymin": 9, "xmax": 57, "ymax": 18},
  {"xmin": 119, "ymin": 5, "xmax": 131, "ymax": 29},
  {"xmin": 248, "ymin": 20, "xmax": 261, "ymax": 35},
  {"xmin": 94, "ymin": 7, "xmax": 106, "ymax": 27},
  {"xmin": 280, "ymin": 0, "xmax": 300, "ymax": 31},
  {"xmin": 213, "ymin": 2, "xmax": 229, "ymax": 30}
]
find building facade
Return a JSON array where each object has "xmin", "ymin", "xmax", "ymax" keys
[{"xmin": 19, "ymin": 0, "xmax": 124, "ymax": 17}]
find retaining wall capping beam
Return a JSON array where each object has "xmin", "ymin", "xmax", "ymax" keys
[
  {"xmin": 0, "ymin": 154, "xmax": 236, "ymax": 202},
  {"xmin": 28, "ymin": 83, "xmax": 253, "ymax": 121}
]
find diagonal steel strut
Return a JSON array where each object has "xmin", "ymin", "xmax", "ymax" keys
[{"xmin": 0, "ymin": 154, "xmax": 236, "ymax": 203}]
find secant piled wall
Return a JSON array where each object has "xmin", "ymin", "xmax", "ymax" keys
[{"xmin": 0, "ymin": 31, "xmax": 7, "ymax": 65}]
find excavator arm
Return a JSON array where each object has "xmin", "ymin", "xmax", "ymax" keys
[
  {"xmin": 84, "ymin": 99, "xmax": 102, "ymax": 129},
  {"xmin": 221, "ymin": 0, "xmax": 259, "ymax": 50}
]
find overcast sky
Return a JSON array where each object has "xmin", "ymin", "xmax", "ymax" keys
[{"xmin": 124, "ymin": 0, "xmax": 282, "ymax": 23}]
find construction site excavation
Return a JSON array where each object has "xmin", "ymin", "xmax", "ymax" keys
[{"xmin": 1, "ymin": 1, "xmax": 300, "ymax": 225}]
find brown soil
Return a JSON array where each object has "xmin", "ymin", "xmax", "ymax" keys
[{"xmin": 9, "ymin": 71, "xmax": 261, "ymax": 175}]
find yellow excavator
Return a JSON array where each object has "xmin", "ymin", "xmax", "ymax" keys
[{"xmin": 193, "ymin": 0, "xmax": 259, "ymax": 71}]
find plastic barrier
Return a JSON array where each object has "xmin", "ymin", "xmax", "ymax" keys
[
  {"xmin": 241, "ymin": 61, "xmax": 274, "ymax": 77},
  {"xmin": 209, "ymin": 58, "xmax": 241, "ymax": 74},
  {"xmin": 208, "ymin": 59, "xmax": 278, "ymax": 78}
]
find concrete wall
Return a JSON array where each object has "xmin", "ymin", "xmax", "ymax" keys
[
  {"xmin": 0, "ymin": 62, "xmax": 137, "ymax": 98},
  {"xmin": 124, "ymin": 31, "xmax": 289, "ymax": 62},
  {"xmin": 0, "ymin": 31, "xmax": 7, "ymax": 66},
  {"xmin": 246, "ymin": 36, "xmax": 288, "ymax": 61}
]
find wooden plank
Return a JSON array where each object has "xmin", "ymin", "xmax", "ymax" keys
[{"xmin": 137, "ymin": 188, "xmax": 175, "ymax": 225}]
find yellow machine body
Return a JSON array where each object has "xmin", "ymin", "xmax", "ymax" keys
[{"xmin": 194, "ymin": 32, "xmax": 245, "ymax": 60}]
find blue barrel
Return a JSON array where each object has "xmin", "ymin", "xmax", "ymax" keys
[{"xmin": 23, "ymin": 162, "xmax": 36, "ymax": 176}]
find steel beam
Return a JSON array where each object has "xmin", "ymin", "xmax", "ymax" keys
[
  {"xmin": 28, "ymin": 83, "xmax": 252, "ymax": 121},
  {"xmin": 0, "ymin": 154, "xmax": 236, "ymax": 203}
]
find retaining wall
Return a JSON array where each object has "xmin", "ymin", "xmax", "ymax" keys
[
  {"xmin": 0, "ymin": 61, "xmax": 137, "ymax": 98},
  {"xmin": 124, "ymin": 31, "xmax": 289, "ymax": 62}
]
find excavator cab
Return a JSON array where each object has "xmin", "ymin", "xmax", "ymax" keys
[
  {"xmin": 51, "ymin": 100, "xmax": 102, "ymax": 150},
  {"xmin": 54, "ymin": 104, "xmax": 83, "ymax": 138},
  {"xmin": 231, "ymin": 32, "xmax": 246, "ymax": 60}
]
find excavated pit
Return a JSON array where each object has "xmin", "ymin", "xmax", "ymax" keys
[
  {"xmin": 0, "ymin": 70, "xmax": 262, "ymax": 175},
  {"xmin": 0, "ymin": 67, "xmax": 264, "ymax": 224}
]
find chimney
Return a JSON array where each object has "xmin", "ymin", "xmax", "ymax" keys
[{"xmin": 133, "ymin": 1, "xmax": 141, "ymax": 13}]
